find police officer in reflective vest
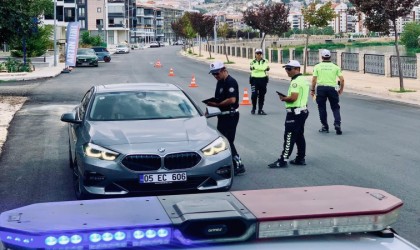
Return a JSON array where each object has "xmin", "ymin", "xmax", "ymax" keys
[
  {"xmin": 311, "ymin": 49, "xmax": 345, "ymax": 135},
  {"xmin": 250, "ymin": 48, "xmax": 270, "ymax": 115},
  {"xmin": 207, "ymin": 61, "xmax": 246, "ymax": 175},
  {"xmin": 268, "ymin": 60, "xmax": 309, "ymax": 168}
]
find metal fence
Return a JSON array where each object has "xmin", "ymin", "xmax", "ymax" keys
[
  {"xmin": 307, "ymin": 50, "xmax": 319, "ymax": 66},
  {"xmin": 248, "ymin": 48, "xmax": 253, "ymax": 59},
  {"xmin": 390, "ymin": 56, "xmax": 417, "ymax": 79},
  {"xmin": 293, "ymin": 50, "xmax": 303, "ymax": 64},
  {"xmin": 364, "ymin": 54, "xmax": 385, "ymax": 75},
  {"xmin": 342, "ymin": 52, "xmax": 359, "ymax": 72},
  {"xmin": 270, "ymin": 49, "xmax": 279, "ymax": 63},
  {"xmin": 281, "ymin": 50, "xmax": 289, "ymax": 63}
]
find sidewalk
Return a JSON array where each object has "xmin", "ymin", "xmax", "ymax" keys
[
  {"xmin": 0, "ymin": 63, "xmax": 65, "ymax": 82},
  {"xmin": 182, "ymin": 49, "xmax": 420, "ymax": 107}
]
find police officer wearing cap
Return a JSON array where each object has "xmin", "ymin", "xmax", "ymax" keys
[
  {"xmin": 268, "ymin": 60, "xmax": 309, "ymax": 168},
  {"xmin": 311, "ymin": 49, "xmax": 345, "ymax": 135},
  {"xmin": 207, "ymin": 61, "xmax": 246, "ymax": 175},
  {"xmin": 250, "ymin": 48, "xmax": 270, "ymax": 115}
]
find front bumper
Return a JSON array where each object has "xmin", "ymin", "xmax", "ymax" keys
[{"xmin": 76, "ymin": 150, "xmax": 233, "ymax": 196}]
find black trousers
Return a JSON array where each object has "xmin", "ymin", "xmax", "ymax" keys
[
  {"xmin": 217, "ymin": 112, "xmax": 240, "ymax": 157},
  {"xmin": 250, "ymin": 77, "xmax": 268, "ymax": 110},
  {"xmin": 316, "ymin": 86, "xmax": 341, "ymax": 128},
  {"xmin": 281, "ymin": 110, "xmax": 309, "ymax": 160}
]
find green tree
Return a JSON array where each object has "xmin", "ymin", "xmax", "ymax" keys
[
  {"xmin": 11, "ymin": 25, "xmax": 53, "ymax": 57},
  {"xmin": 243, "ymin": 3, "xmax": 290, "ymax": 49},
  {"xmin": 217, "ymin": 23, "xmax": 231, "ymax": 63},
  {"xmin": 80, "ymin": 31, "xmax": 104, "ymax": 47},
  {"xmin": 182, "ymin": 14, "xmax": 197, "ymax": 52},
  {"xmin": 188, "ymin": 13, "xmax": 214, "ymax": 58},
  {"xmin": 1, "ymin": 0, "xmax": 53, "ymax": 60},
  {"xmin": 301, "ymin": 2, "xmax": 336, "ymax": 73},
  {"xmin": 349, "ymin": 0, "xmax": 420, "ymax": 91},
  {"xmin": 400, "ymin": 22, "xmax": 420, "ymax": 49}
]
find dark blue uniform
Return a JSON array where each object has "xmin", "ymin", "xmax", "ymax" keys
[{"xmin": 214, "ymin": 75, "xmax": 240, "ymax": 158}]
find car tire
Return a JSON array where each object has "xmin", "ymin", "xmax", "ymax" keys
[
  {"xmin": 72, "ymin": 160, "xmax": 91, "ymax": 200},
  {"xmin": 104, "ymin": 56, "xmax": 111, "ymax": 62}
]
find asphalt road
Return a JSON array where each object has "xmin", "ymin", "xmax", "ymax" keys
[{"xmin": 0, "ymin": 46, "xmax": 419, "ymax": 247}]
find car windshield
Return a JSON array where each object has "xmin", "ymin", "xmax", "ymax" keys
[
  {"xmin": 89, "ymin": 90, "xmax": 200, "ymax": 121},
  {"xmin": 77, "ymin": 49, "xmax": 95, "ymax": 55},
  {"xmin": 117, "ymin": 45, "xmax": 127, "ymax": 48}
]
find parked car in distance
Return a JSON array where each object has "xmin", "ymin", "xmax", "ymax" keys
[
  {"xmin": 115, "ymin": 44, "xmax": 130, "ymax": 54},
  {"xmin": 149, "ymin": 42, "xmax": 160, "ymax": 48},
  {"xmin": 60, "ymin": 83, "xmax": 233, "ymax": 200},
  {"xmin": 76, "ymin": 48, "xmax": 98, "ymax": 67},
  {"xmin": 91, "ymin": 46, "xmax": 111, "ymax": 62},
  {"xmin": 173, "ymin": 40, "xmax": 184, "ymax": 45}
]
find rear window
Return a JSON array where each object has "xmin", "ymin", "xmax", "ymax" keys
[{"xmin": 92, "ymin": 47, "xmax": 108, "ymax": 52}]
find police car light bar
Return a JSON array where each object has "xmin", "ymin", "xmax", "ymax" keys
[
  {"xmin": 0, "ymin": 186, "xmax": 403, "ymax": 250},
  {"xmin": 230, "ymin": 185, "xmax": 403, "ymax": 239}
]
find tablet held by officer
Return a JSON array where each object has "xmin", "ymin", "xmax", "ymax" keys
[
  {"xmin": 250, "ymin": 48, "xmax": 270, "ymax": 115},
  {"xmin": 311, "ymin": 49, "xmax": 345, "ymax": 135},
  {"xmin": 268, "ymin": 60, "xmax": 309, "ymax": 168},
  {"xmin": 207, "ymin": 61, "xmax": 245, "ymax": 175}
]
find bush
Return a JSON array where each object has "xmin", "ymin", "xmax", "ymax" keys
[{"xmin": 2, "ymin": 57, "xmax": 33, "ymax": 73}]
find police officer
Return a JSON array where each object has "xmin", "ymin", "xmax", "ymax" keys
[
  {"xmin": 268, "ymin": 60, "xmax": 309, "ymax": 168},
  {"xmin": 207, "ymin": 61, "xmax": 246, "ymax": 175},
  {"xmin": 311, "ymin": 49, "xmax": 345, "ymax": 135},
  {"xmin": 250, "ymin": 48, "xmax": 270, "ymax": 115}
]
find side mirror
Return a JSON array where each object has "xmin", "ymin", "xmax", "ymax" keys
[
  {"xmin": 61, "ymin": 112, "xmax": 82, "ymax": 124},
  {"xmin": 205, "ymin": 106, "xmax": 222, "ymax": 118}
]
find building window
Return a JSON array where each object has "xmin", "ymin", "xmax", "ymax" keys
[{"xmin": 97, "ymin": 7, "xmax": 101, "ymax": 13}]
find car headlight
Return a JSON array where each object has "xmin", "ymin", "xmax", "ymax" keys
[
  {"xmin": 201, "ymin": 137, "xmax": 228, "ymax": 156},
  {"xmin": 83, "ymin": 143, "xmax": 119, "ymax": 161}
]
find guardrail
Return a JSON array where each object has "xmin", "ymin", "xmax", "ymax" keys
[{"xmin": 203, "ymin": 44, "xmax": 418, "ymax": 79}]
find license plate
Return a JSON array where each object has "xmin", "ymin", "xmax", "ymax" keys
[
  {"xmin": 140, "ymin": 172, "xmax": 187, "ymax": 183},
  {"xmin": 82, "ymin": 63, "xmax": 89, "ymax": 66}
]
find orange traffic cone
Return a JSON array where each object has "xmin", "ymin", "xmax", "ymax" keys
[
  {"xmin": 168, "ymin": 68, "xmax": 175, "ymax": 76},
  {"xmin": 189, "ymin": 74, "xmax": 198, "ymax": 88},
  {"xmin": 154, "ymin": 60, "xmax": 162, "ymax": 68},
  {"xmin": 240, "ymin": 88, "xmax": 252, "ymax": 105}
]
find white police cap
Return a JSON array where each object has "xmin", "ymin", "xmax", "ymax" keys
[{"xmin": 209, "ymin": 61, "xmax": 225, "ymax": 74}]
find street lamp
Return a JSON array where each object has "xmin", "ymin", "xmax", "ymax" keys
[
  {"xmin": 53, "ymin": 0, "xmax": 57, "ymax": 66},
  {"xmin": 213, "ymin": 0, "xmax": 230, "ymax": 54}
]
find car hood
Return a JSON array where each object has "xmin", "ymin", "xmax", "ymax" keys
[{"xmin": 87, "ymin": 117, "xmax": 219, "ymax": 150}]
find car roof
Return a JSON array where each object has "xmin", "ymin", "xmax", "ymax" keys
[{"xmin": 94, "ymin": 83, "xmax": 181, "ymax": 93}]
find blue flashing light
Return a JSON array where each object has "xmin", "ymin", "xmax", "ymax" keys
[
  {"xmin": 70, "ymin": 234, "xmax": 82, "ymax": 244},
  {"xmin": 58, "ymin": 235, "xmax": 70, "ymax": 245},
  {"xmin": 157, "ymin": 228, "xmax": 169, "ymax": 238},
  {"xmin": 45, "ymin": 236, "xmax": 57, "ymax": 246},
  {"xmin": 102, "ymin": 232, "xmax": 113, "ymax": 242},
  {"xmin": 89, "ymin": 233, "xmax": 101, "ymax": 243},
  {"xmin": 114, "ymin": 231, "xmax": 126, "ymax": 241},
  {"xmin": 133, "ymin": 230, "xmax": 145, "ymax": 239},
  {"xmin": 146, "ymin": 229, "xmax": 156, "ymax": 239}
]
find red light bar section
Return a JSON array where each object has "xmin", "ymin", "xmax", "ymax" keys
[{"xmin": 231, "ymin": 185, "xmax": 403, "ymax": 221}]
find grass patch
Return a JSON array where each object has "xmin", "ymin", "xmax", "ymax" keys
[
  {"xmin": 389, "ymin": 89, "xmax": 416, "ymax": 93},
  {"xmin": 225, "ymin": 61, "xmax": 235, "ymax": 64},
  {"xmin": 207, "ymin": 57, "xmax": 214, "ymax": 60}
]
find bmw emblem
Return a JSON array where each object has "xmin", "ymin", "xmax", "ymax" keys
[{"xmin": 158, "ymin": 147, "xmax": 165, "ymax": 153}]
